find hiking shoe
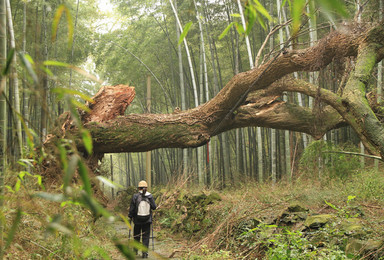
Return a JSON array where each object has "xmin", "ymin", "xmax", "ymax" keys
[{"xmin": 142, "ymin": 252, "xmax": 148, "ymax": 258}]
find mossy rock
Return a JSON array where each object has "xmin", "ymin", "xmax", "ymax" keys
[
  {"xmin": 287, "ymin": 203, "xmax": 309, "ymax": 213},
  {"xmin": 207, "ymin": 192, "xmax": 221, "ymax": 202},
  {"xmin": 305, "ymin": 214, "xmax": 335, "ymax": 229},
  {"xmin": 276, "ymin": 203, "xmax": 309, "ymax": 225},
  {"xmin": 340, "ymin": 218, "xmax": 367, "ymax": 238},
  {"xmin": 345, "ymin": 239, "xmax": 384, "ymax": 258}
]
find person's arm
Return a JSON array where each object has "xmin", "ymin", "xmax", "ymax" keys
[
  {"xmin": 128, "ymin": 194, "xmax": 137, "ymax": 219},
  {"xmin": 148, "ymin": 194, "xmax": 157, "ymax": 210}
]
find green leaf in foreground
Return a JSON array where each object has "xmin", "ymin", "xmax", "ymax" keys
[
  {"xmin": 80, "ymin": 192, "xmax": 111, "ymax": 218},
  {"xmin": 219, "ymin": 22, "xmax": 235, "ymax": 39},
  {"xmin": 78, "ymin": 159, "xmax": 92, "ymax": 196},
  {"xmin": 4, "ymin": 209, "xmax": 22, "ymax": 250},
  {"xmin": 2, "ymin": 48, "xmax": 15, "ymax": 76},
  {"xmin": 96, "ymin": 176, "xmax": 124, "ymax": 189},
  {"xmin": 317, "ymin": 0, "xmax": 349, "ymax": 18},
  {"xmin": 34, "ymin": 192, "xmax": 66, "ymax": 202},
  {"xmin": 178, "ymin": 21, "xmax": 193, "ymax": 45},
  {"xmin": 291, "ymin": 0, "xmax": 306, "ymax": 36},
  {"xmin": 63, "ymin": 154, "xmax": 79, "ymax": 192},
  {"xmin": 52, "ymin": 4, "xmax": 73, "ymax": 48},
  {"xmin": 18, "ymin": 53, "xmax": 38, "ymax": 85},
  {"xmin": 81, "ymin": 129, "xmax": 93, "ymax": 155}
]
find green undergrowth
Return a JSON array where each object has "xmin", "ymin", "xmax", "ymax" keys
[
  {"xmin": 3, "ymin": 165, "xmax": 384, "ymax": 259},
  {"xmin": 2, "ymin": 173, "xmax": 124, "ymax": 259},
  {"xmin": 154, "ymin": 169, "xmax": 384, "ymax": 259}
]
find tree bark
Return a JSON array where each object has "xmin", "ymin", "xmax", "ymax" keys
[{"xmin": 51, "ymin": 22, "xmax": 384, "ymax": 160}]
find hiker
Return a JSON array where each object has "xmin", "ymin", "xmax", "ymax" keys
[{"xmin": 128, "ymin": 180, "xmax": 157, "ymax": 258}]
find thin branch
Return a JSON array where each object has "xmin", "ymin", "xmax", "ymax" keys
[
  {"xmin": 254, "ymin": 19, "xmax": 292, "ymax": 68},
  {"xmin": 322, "ymin": 151, "xmax": 382, "ymax": 160}
]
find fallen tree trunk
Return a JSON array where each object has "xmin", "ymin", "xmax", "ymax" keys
[{"xmin": 50, "ymin": 21, "xmax": 384, "ymax": 159}]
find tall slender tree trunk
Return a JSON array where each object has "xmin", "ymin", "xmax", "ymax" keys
[
  {"xmin": 375, "ymin": 0, "xmax": 383, "ymax": 170},
  {"xmin": 269, "ymin": 2, "xmax": 277, "ymax": 183},
  {"xmin": 204, "ymin": 1, "xmax": 220, "ymax": 185},
  {"xmin": 276, "ymin": 0, "xmax": 291, "ymax": 180},
  {"xmin": 238, "ymin": 0, "xmax": 263, "ymax": 181},
  {"xmin": 68, "ymin": 0, "xmax": 80, "ymax": 89},
  {"xmin": 146, "ymin": 75, "xmax": 152, "ymax": 189},
  {"xmin": 6, "ymin": 0, "xmax": 22, "ymax": 158},
  {"xmin": 0, "ymin": 0, "xmax": 6, "ymax": 256},
  {"xmin": 237, "ymin": 0, "xmax": 253, "ymax": 69},
  {"xmin": 194, "ymin": 0, "xmax": 205, "ymax": 185},
  {"xmin": 174, "ymin": 1, "xmax": 188, "ymax": 177},
  {"xmin": 22, "ymin": 1, "xmax": 28, "ymax": 143},
  {"xmin": 40, "ymin": 0, "xmax": 48, "ymax": 142},
  {"xmin": 307, "ymin": 0, "xmax": 321, "ymax": 175}
]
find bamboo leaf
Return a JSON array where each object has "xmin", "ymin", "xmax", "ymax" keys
[
  {"xmin": 256, "ymin": 12, "xmax": 267, "ymax": 30},
  {"xmin": 47, "ymin": 215, "xmax": 73, "ymax": 235},
  {"xmin": 80, "ymin": 192, "xmax": 111, "ymax": 217},
  {"xmin": 115, "ymin": 240, "xmax": 136, "ymax": 260},
  {"xmin": 44, "ymin": 61, "xmax": 101, "ymax": 84},
  {"xmin": 84, "ymin": 246, "xmax": 112, "ymax": 260},
  {"xmin": 51, "ymin": 87, "xmax": 94, "ymax": 103},
  {"xmin": 234, "ymin": 22, "xmax": 245, "ymax": 35},
  {"xmin": 282, "ymin": 0, "xmax": 289, "ymax": 8},
  {"xmin": 178, "ymin": 21, "xmax": 193, "ymax": 45},
  {"xmin": 47, "ymin": 222, "xmax": 73, "ymax": 235},
  {"xmin": 230, "ymin": 13, "xmax": 241, "ymax": 18},
  {"xmin": 39, "ymin": 65, "xmax": 54, "ymax": 77},
  {"xmin": 5, "ymin": 185, "xmax": 14, "ymax": 193},
  {"xmin": 70, "ymin": 99, "xmax": 91, "ymax": 113},
  {"xmin": 253, "ymin": 0, "xmax": 272, "ymax": 21},
  {"xmin": 18, "ymin": 53, "xmax": 38, "ymax": 85},
  {"xmin": 4, "ymin": 209, "xmax": 22, "ymax": 250},
  {"xmin": 14, "ymin": 179, "xmax": 21, "ymax": 192},
  {"xmin": 324, "ymin": 200, "xmax": 338, "ymax": 211},
  {"xmin": 96, "ymin": 176, "xmax": 124, "ymax": 189},
  {"xmin": 81, "ymin": 129, "xmax": 93, "ymax": 155},
  {"xmin": 34, "ymin": 175, "xmax": 44, "ymax": 190},
  {"xmin": 78, "ymin": 160, "xmax": 92, "ymax": 196},
  {"xmin": 119, "ymin": 213, "xmax": 132, "ymax": 230},
  {"xmin": 17, "ymin": 159, "xmax": 34, "ymax": 168},
  {"xmin": 291, "ymin": 0, "xmax": 306, "ymax": 36},
  {"xmin": 2, "ymin": 48, "xmax": 15, "ymax": 76},
  {"xmin": 317, "ymin": 0, "xmax": 349, "ymax": 18},
  {"xmin": 34, "ymin": 192, "xmax": 66, "ymax": 202},
  {"xmin": 52, "ymin": 4, "xmax": 74, "ymax": 48},
  {"xmin": 43, "ymin": 60, "xmax": 69, "ymax": 67},
  {"xmin": 245, "ymin": 5, "xmax": 257, "ymax": 34},
  {"xmin": 219, "ymin": 22, "xmax": 235, "ymax": 39},
  {"xmin": 58, "ymin": 143, "xmax": 68, "ymax": 173},
  {"xmin": 128, "ymin": 239, "xmax": 148, "ymax": 251},
  {"xmin": 63, "ymin": 154, "xmax": 79, "ymax": 193}
]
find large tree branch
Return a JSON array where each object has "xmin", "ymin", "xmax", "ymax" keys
[
  {"xmin": 59, "ymin": 21, "xmax": 384, "ymax": 155},
  {"xmin": 200, "ymin": 24, "xmax": 366, "ymax": 119}
]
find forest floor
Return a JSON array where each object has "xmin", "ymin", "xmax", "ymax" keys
[
  {"xmin": 110, "ymin": 220, "xmax": 185, "ymax": 259},
  {"xmin": 3, "ymin": 168, "xmax": 384, "ymax": 259}
]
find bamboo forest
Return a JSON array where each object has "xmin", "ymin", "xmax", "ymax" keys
[{"xmin": 1, "ymin": 0, "xmax": 384, "ymax": 259}]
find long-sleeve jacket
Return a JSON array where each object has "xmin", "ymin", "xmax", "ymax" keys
[{"xmin": 128, "ymin": 191, "xmax": 157, "ymax": 224}]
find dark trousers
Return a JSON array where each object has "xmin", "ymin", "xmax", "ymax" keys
[{"xmin": 133, "ymin": 222, "xmax": 151, "ymax": 249}]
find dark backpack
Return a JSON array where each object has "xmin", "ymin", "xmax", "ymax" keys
[{"xmin": 136, "ymin": 194, "xmax": 151, "ymax": 223}]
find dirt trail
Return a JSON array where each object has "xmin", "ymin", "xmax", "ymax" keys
[{"xmin": 112, "ymin": 221, "xmax": 184, "ymax": 259}]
